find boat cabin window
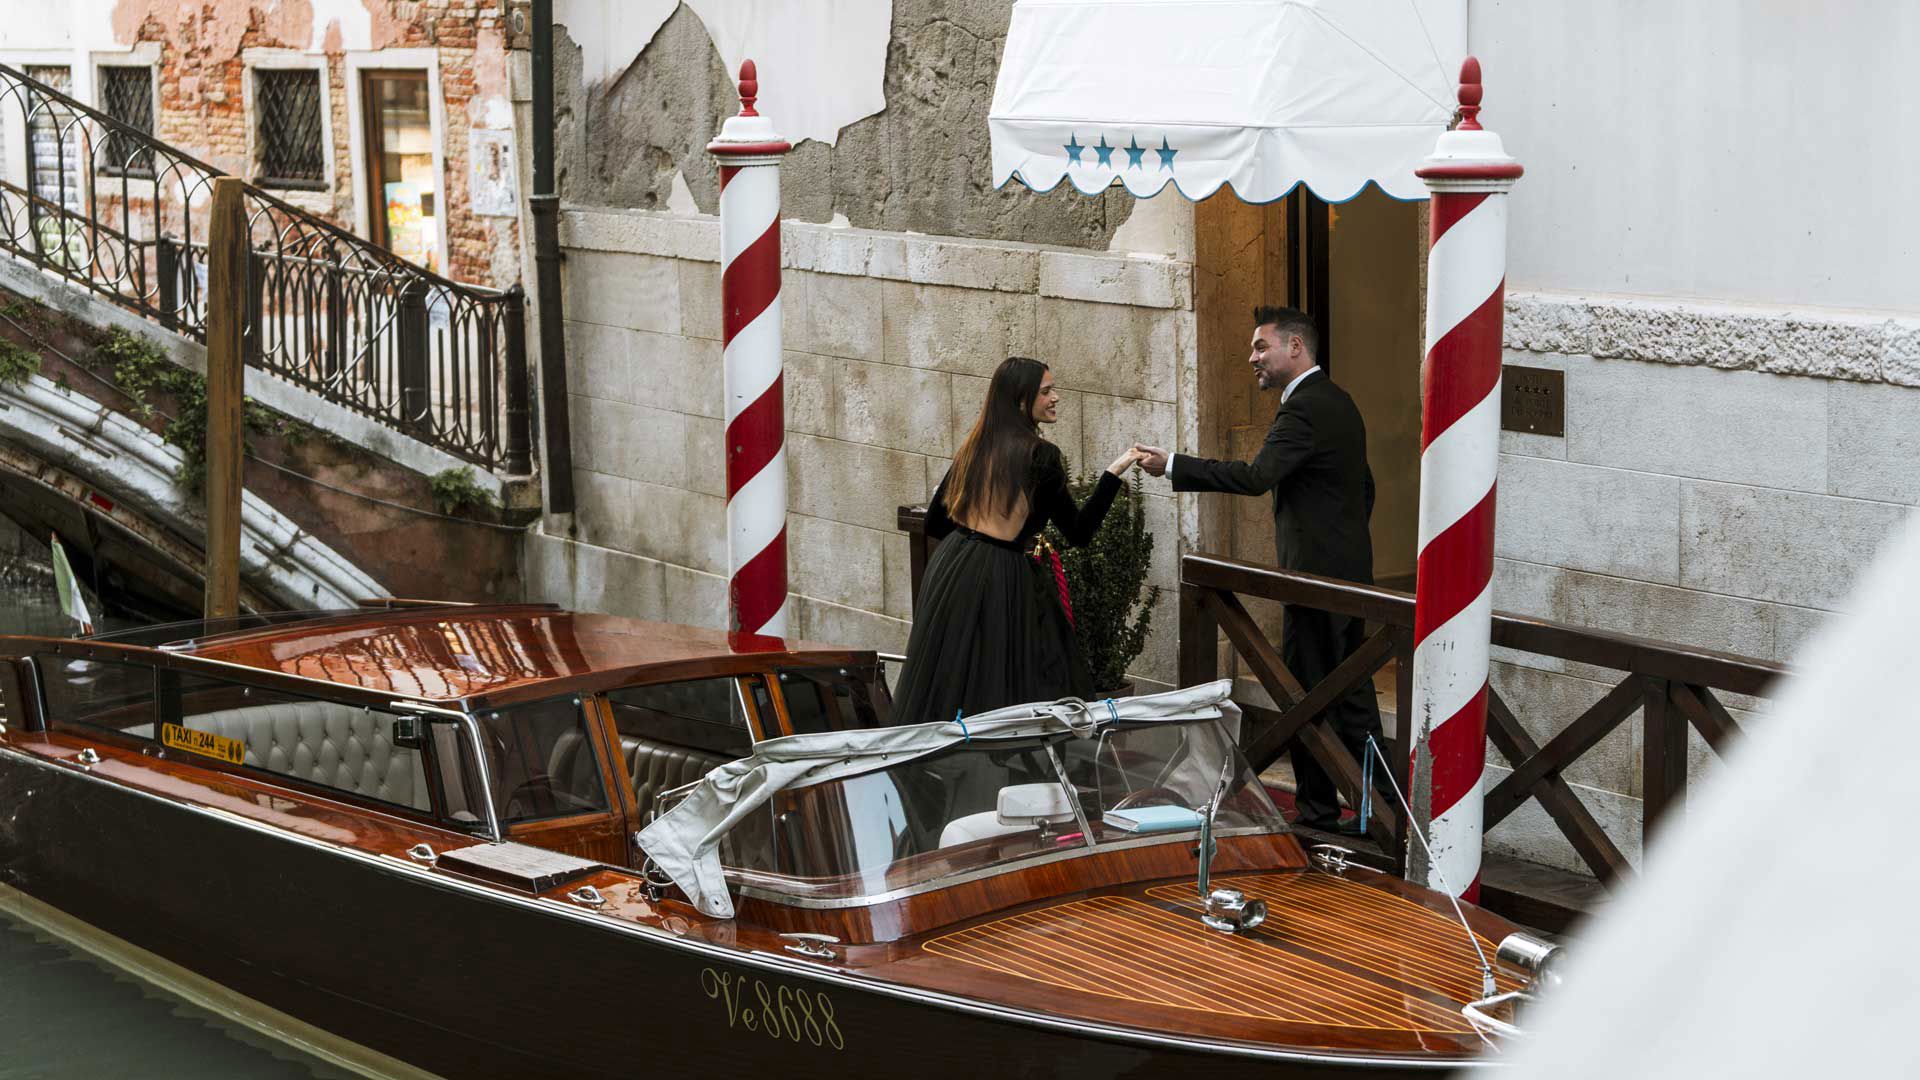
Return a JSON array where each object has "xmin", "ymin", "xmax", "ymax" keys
[
  {"xmin": 167, "ymin": 672, "xmax": 431, "ymax": 813},
  {"xmin": 719, "ymin": 718, "xmax": 1286, "ymax": 904},
  {"xmin": 34, "ymin": 654, "xmax": 156, "ymax": 740},
  {"xmin": 776, "ymin": 665, "xmax": 890, "ymax": 735},
  {"xmin": 607, "ymin": 678, "xmax": 752, "ymax": 822},
  {"xmin": 473, "ymin": 696, "xmax": 609, "ymax": 824}
]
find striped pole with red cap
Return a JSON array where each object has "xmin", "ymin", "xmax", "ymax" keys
[
  {"xmin": 709, "ymin": 61, "xmax": 792, "ymax": 637},
  {"xmin": 1408, "ymin": 57, "xmax": 1523, "ymax": 902}
]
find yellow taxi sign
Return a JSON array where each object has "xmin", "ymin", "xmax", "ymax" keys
[{"xmin": 161, "ymin": 722, "xmax": 245, "ymax": 766}]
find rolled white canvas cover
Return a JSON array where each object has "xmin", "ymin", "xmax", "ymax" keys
[{"xmin": 637, "ymin": 680, "xmax": 1240, "ymax": 918}]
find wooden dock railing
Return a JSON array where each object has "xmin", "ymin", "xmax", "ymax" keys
[{"xmin": 900, "ymin": 505, "xmax": 1787, "ymax": 912}]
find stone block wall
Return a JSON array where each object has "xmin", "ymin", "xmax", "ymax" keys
[
  {"xmin": 1483, "ymin": 290, "xmax": 1920, "ymax": 874},
  {"xmin": 524, "ymin": 206, "xmax": 1196, "ymax": 686}
]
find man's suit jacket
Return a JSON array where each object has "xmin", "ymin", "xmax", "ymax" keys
[{"xmin": 1171, "ymin": 369, "xmax": 1375, "ymax": 584}]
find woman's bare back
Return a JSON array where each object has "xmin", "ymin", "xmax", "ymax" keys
[{"xmin": 953, "ymin": 492, "xmax": 1031, "ymax": 543}]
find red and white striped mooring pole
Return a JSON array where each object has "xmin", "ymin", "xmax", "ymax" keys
[
  {"xmin": 710, "ymin": 61, "xmax": 792, "ymax": 637},
  {"xmin": 1409, "ymin": 57, "xmax": 1522, "ymax": 902}
]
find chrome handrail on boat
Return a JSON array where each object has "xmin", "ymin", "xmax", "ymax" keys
[
  {"xmin": 1461, "ymin": 988, "xmax": 1532, "ymax": 1041},
  {"xmin": 391, "ymin": 699, "xmax": 503, "ymax": 842}
]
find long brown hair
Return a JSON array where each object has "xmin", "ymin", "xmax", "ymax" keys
[{"xmin": 946, "ymin": 356, "xmax": 1048, "ymax": 522}]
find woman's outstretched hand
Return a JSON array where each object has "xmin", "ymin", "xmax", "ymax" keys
[{"xmin": 1106, "ymin": 447, "xmax": 1145, "ymax": 476}]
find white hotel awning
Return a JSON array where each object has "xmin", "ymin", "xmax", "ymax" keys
[{"xmin": 989, "ymin": 0, "xmax": 1465, "ymax": 203}]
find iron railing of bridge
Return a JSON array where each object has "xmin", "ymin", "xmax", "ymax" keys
[{"xmin": 0, "ymin": 64, "xmax": 531, "ymax": 474}]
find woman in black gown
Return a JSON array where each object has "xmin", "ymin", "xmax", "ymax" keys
[{"xmin": 892, "ymin": 356, "xmax": 1143, "ymax": 724}]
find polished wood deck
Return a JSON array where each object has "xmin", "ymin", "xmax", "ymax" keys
[{"xmin": 924, "ymin": 872, "xmax": 1521, "ymax": 1038}]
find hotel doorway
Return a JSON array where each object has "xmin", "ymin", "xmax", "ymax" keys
[{"xmin": 1191, "ymin": 185, "xmax": 1425, "ymax": 714}]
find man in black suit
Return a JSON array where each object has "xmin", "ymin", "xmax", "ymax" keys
[{"xmin": 1136, "ymin": 306, "xmax": 1383, "ymax": 831}]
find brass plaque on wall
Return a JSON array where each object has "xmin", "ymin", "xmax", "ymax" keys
[{"xmin": 1501, "ymin": 365, "xmax": 1564, "ymax": 437}]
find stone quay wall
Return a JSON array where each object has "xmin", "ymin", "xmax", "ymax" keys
[
  {"xmin": 524, "ymin": 207, "xmax": 1198, "ymax": 687},
  {"xmin": 1482, "ymin": 292, "xmax": 1919, "ymax": 873}
]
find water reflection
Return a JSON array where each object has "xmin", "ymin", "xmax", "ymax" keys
[{"xmin": 0, "ymin": 555, "xmax": 349, "ymax": 1078}]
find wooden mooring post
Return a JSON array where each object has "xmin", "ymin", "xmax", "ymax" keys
[{"xmin": 202, "ymin": 177, "xmax": 247, "ymax": 620}]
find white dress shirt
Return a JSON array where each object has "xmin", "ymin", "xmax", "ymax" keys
[{"xmin": 1167, "ymin": 365, "xmax": 1320, "ymax": 476}]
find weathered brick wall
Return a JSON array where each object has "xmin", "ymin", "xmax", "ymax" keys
[{"xmin": 110, "ymin": 1, "xmax": 519, "ymax": 289}]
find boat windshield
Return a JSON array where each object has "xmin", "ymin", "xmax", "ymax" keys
[{"xmin": 718, "ymin": 717, "xmax": 1285, "ymax": 903}]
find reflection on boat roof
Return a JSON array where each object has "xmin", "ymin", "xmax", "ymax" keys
[{"xmin": 76, "ymin": 604, "xmax": 872, "ymax": 707}]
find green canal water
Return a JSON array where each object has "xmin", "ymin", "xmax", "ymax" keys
[{"xmin": 0, "ymin": 557, "xmax": 355, "ymax": 1079}]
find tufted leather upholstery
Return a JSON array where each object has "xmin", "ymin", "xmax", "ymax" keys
[
  {"xmin": 623, "ymin": 734, "xmax": 728, "ymax": 822},
  {"xmin": 185, "ymin": 701, "xmax": 430, "ymax": 810}
]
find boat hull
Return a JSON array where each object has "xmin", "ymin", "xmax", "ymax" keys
[{"xmin": 0, "ymin": 748, "xmax": 1467, "ymax": 1078}]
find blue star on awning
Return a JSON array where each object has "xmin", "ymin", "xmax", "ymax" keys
[
  {"xmin": 1093, "ymin": 136, "xmax": 1114, "ymax": 168},
  {"xmin": 1124, "ymin": 136, "xmax": 1146, "ymax": 170},
  {"xmin": 1064, "ymin": 134, "xmax": 1085, "ymax": 166},
  {"xmin": 1156, "ymin": 137, "xmax": 1178, "ymax": 172}
]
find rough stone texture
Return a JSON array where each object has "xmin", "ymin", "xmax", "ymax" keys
[
  {"xmin": 1828, "ymin": 380, "xmax": 1920, "ymax": 504},
  {"xmin": 1679, "ymin": 481, "xmax": 1913, "ymax": 609},
  {"xmin": 1770, "ymin": 604, "xmax": 1831, "ymax": 665},
  {"xmin": 1036, "ymin": 297, "xmax": 1184, "ymax": 402},
  {"xmin": 1564, "ymin": 357, "xmax": 1828, "ymax": 494},
  {"xmin": 786, "ymin": 433, "xmax": 930, "ymax": 534},
  {"xmin": 880, "ymin": 281, "xmax": 1036, "ymax": 376},
  {"xmin": 1490, "ymin": 558, "xmax": 1776, "ymax": 683},
  {"xmin": 565, "ymin": 249, "xmax": 681, "ymax": 334},
  {"xmin": 1494, "ymin": 455, "xmax": 1683, "ymax": 584},
  {"xmin": 1506, "ymin": 290, "xmax": 1914, "ymax": 387},
  {"xmin": 555, "ymin": 1, "xmax": 1132, "ymax": 249},
  {"xmin": 783, "ymin": 351, "xmax": 841, "ymax": 439},
  {"xmin": 1885, "ymin": 319, "xmax": 1920, "ymax": 387},
  {"xmin": 839, "ymin": 359, "xmax": 953, "ymax": 457},
  {"xmin": 787, "ymin": 514, "xmax": 889, "ymax": 612}
]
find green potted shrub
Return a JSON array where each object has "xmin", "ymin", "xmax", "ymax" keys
[{"xmin": 1045, "ymin": 463, "xmax": 1161, "ymax": 698}]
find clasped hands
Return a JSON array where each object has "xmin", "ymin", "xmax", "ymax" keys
[{"xmin": 1104, "ymin": 444, "xmax": 1171, "ymax": 477}]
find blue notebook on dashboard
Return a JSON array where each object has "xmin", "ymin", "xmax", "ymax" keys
[{"xmin": 1104, "ymin": 805, "xmax": 1204, "ymax": 834}]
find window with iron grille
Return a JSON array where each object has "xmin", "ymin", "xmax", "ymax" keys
[
  {"xmin": 98, "ymin": 66, "xmax": 155, "ymax": 177},
  {"xmin": 254, "ymin": 68, "xmax": 326, "ymax": 190}
]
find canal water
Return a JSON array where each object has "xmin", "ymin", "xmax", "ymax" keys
[{"xmin": 0, "ymin": 541, "xmax": 355, "ymax": 1079}]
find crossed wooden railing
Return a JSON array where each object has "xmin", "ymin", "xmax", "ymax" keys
[
  {"xmin": 1179, "ymin": 552, "xmax": 1784, "ymax": 889},
  {"xmin": 899, "ymin": 505, "xmax": 1787, "ymax": 910}
]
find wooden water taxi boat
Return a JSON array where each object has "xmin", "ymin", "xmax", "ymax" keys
[{"xmin": 0, "ymin": 604, "xmax": 1554, "ymax": 1077}]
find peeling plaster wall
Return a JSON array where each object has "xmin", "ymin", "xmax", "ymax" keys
[
  {"xmin": 554, "ymin": 1, "xmax": 1132, "ymax": 247},
  {"xmin": 7, "ymin": 1, "xmax": 523, "ymax": 290}
]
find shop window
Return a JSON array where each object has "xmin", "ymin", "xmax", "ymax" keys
[
  {"xmin": 98, "ymin": 66, "xmax": 155, "ymax": 177},
  {"xmin": 360, "ymin": 70, "xmax": 437, "ymax": 269},
  {"xmin": 254, "ymin": 68, "xmax": 326, "ymax": 190}
]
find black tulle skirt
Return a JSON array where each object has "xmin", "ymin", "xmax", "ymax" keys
[{"xmin": 891, "ymin": 527, "xmax": 1093, "ymax": 726}]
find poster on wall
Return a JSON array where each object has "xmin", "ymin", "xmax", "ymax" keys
[
  {"xmin": 470, "ymin": 129, "xmax": 517, "ymax": 217},
  {"xmin": 384, "ymin": 181, "xmax": 427, "ymax": 265}
]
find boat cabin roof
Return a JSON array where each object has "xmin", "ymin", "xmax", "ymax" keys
[{"xmin": 11, "ymin": 604, "xmax": 872, "ymax": 710}]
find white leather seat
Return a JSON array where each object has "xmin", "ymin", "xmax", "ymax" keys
[{"xmin": 185, "ymin": 700, "xmax": 430, "ymax": 810}]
